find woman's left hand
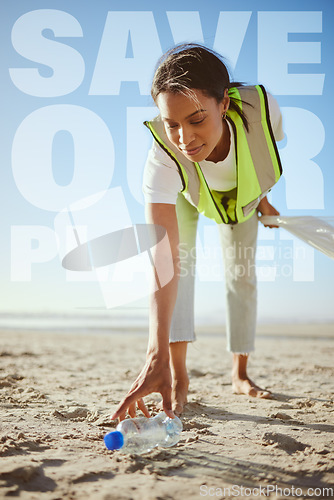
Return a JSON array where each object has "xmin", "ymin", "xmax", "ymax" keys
[{"xmin": 257, "ymin": 196, "xmax": 280, "ymax": 228}]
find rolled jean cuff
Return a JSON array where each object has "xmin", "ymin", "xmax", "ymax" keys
[
  {"xmin": 169, "ymin": 330, "xmax": 196, "ymax": 343},
  {"xmin": 227, "ymin": 345, "xmax": 255, "ymax": 353}
]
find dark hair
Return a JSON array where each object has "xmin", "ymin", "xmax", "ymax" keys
[{"xmin": 151, "ymin": 43, "xmax": 249, "ymax": 130}]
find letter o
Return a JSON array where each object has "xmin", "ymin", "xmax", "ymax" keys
[{"xmin": 12, "ymin": 105, "xmax": 115, "ymax": 211}]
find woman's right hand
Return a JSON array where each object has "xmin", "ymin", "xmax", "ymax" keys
[{"xmin": 111, "ymin": 351, "xmax": 174, "ymax": 421}]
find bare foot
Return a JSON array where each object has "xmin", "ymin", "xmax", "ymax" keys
[
  {"xmin": 232, "ymin": 377, "xmax": 271, "ymax": 399},
  {"xmin": 171, "ymin": 375, "xmax": 189, "ymax": 416},
  {"xmin": 231, "ymin": 353, "xmax": 271, "ymax": 399}
]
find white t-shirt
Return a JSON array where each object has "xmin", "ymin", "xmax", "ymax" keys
[{"xmin": 143, "ymin": 92, "xmax": 284, "ymax": 204}]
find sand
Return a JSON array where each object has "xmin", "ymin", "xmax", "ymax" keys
[{"xmin": 0, "ymin": 325, "xmax": 333, "ymax": 499}]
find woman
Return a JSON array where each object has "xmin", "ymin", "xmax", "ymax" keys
[{"xmin": 112, "ymin": 44, "xmax": 284, "ymax": 421}]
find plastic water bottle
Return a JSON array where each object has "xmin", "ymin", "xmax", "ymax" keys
[{"xmin": 104, "ymin": 412, "xmax": 183, "ymax": 454}]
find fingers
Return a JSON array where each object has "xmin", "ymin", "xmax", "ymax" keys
[
  {"xmin": 111, "ymin": 391, "xmax": 141, "ymax": 420},
  {"xmin": 161, "ymin": 387, "xmax": 175, "ymax": 419},
  {"xmin": 137, "ymin": 398, "xmax": 151, "ymax": 418},
  {"xmin": 111, "ymin": 393, "xmax": 151, "ymax": 421},
  {"xmin": 128, "ymin": 402, "xmax": 137, "ymax": 419},
  {"xmin": 162, "ymin": 405, "xmax": 175, "ymax": 419},
  {"xmin": 112, "ymin": 391, "xmax": 172, "ymax": 421},
  {"xmin": 111, "ymin": 359, "xmax": 173, "ymax": 421}
]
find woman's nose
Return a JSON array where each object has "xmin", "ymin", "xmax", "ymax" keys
[{"xmin": 179, "ymin": 126, "xmax": 194, "ymax": 146}]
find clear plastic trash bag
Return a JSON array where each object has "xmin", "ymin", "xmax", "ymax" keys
[{"xmin": 259, "ymin": 216, "xmax": 334, "ymax": 260}]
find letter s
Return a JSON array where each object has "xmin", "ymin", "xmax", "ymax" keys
[
  {"xmin": 200, "ymin": 485, "xmax": 208, "ymax": 496},
  {"xmin": 9, "ymin": 9, "xmax": 84, "ymax": 97}
]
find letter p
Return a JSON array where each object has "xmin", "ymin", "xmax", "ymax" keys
[{"xmin": 11, "ymin": 226, "xmax": 58, "ymax": 281}]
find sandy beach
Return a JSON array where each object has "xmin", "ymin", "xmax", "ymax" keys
[{"xmin": 0, "ymin": 324, "xmax": 333, "ymax": 499}]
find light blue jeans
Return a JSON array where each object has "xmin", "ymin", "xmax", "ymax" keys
[{"xmin": 170, "ymin": 193, "xmax": 258, "ymax": 353}]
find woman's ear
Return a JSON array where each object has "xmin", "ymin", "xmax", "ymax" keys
[{"xmin": 223, "ymin": 88, "xmax": 230, "ymax": 113}]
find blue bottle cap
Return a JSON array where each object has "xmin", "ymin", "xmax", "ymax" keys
[{"xmin": 104, "ymin": 430, "xmax": 124, "ymax": 450}]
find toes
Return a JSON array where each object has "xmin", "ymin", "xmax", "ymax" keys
[
  {"xmin": 232, "ymin": 381, "xmax": 271, "ymax": 399},
  {"xmin": 256, "ymin": 390, "xmax": 272, "ymax": 399},
  {"xmin": 252, "ymin": 384, "xmax": 272, "ymax": 398},
  {"xmin": 249, "ymin": 387, "xmax": 272, "ymax": 398}
]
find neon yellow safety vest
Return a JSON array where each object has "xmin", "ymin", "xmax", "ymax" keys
[{"xmin": 144, "ymin": 85, "xmax": 283, "ymax": 224}]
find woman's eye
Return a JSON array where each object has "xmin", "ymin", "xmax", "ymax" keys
[{"xmin": 191, "ymin": 118, "xmax": 205, "ymax": 125}]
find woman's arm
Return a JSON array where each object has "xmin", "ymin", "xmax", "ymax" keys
[
  {"xmin": 111, "ymin": 203, "xmax": 180, "ymax": 420},
  {"xmin": 146, "ymin": 203, "xmax": 180, "ymax": 356}
]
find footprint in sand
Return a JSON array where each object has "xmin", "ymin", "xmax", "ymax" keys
[
  {"xmin": 0, "ymin": 374, "xmax": 24, "ymax": 388},
  {"xmin": 294, "ymin": 399, "xmax": 316, "ymax": 409},
  {"xmin": 182, "ymin": 419, "xmax": 209, "ymax": 431},
  {"xmin": 0, "ymin": 463, "xmax": 55, "ymax": 495},
  {"xmin": 260, "ymin": 431, "xmax": 310, "ymax": 454},
  {"xmin": 0, "ymin": 434, "xmax": 50, "ymax": 457},
  {"xmin": 269, "ymin": 412, "xmax": 293, "ymax": 420},
  {"xmin": 52, "ymin": 407, "xmax": 91, "ymax": 421}
]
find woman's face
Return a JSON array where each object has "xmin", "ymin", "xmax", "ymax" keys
[{"xmin": 156, "ymin": 88, "xmax": 229, "ymax": 163}]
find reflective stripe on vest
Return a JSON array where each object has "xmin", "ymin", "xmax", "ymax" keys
[{"xmin": 144, "ymin": 85, "xmax": 282, "ymax": 225}]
